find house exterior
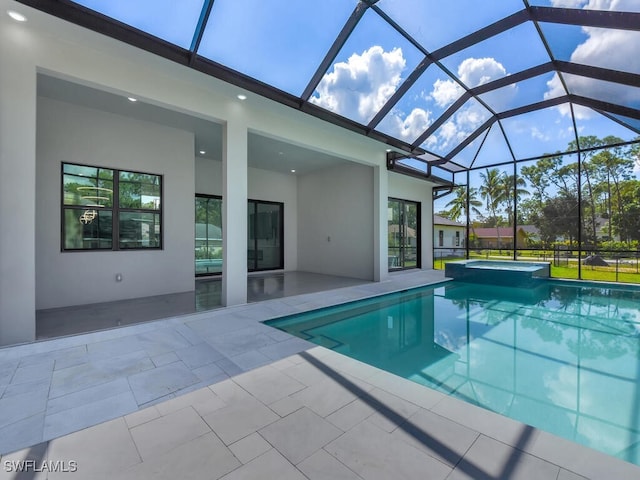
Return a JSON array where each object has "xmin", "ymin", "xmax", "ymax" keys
[
  {"xmin": 433, "ymin": 215, "xmax": 465, "ymax": 257},
  {"xmin": 471, "ymin": 226, "xmax": 539, "ymax": 249},
  {"xmin": 0, "ymin": 2, "xmax": 438, "ymax": 346}
]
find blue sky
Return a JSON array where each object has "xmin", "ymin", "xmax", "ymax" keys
[{"xmin": 73, "ymin": 0, "xmax": 639, "ymax": 181}]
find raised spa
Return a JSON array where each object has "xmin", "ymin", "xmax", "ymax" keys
[{"xmin": 444, "ymin": 259, "xmax": 550, "ymax": 287}]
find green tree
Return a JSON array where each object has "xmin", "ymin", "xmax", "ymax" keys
[
  {"xmin": 590, "ymin": 139, "xmax": 634, "ymax": 242},
  {"xmin": 445, "ymin": 185, "xmax": 482, "ymax": 223},
  {"xmin": 571, "ymin": 136, "xmax": 604, "ymax": 244},
  {"xmin": 479, "ymin": 168, "xmax": 507, "ymax": 251},
  {"xmin": 539, "ymin": 194, "xmax": 580, "ymax": 246},
  {"xmin": 500, "ymin": 174, "xmax": 529, "ymax": 227},
  {"xmin": 613, "ymin": 180, "xmax": 640, "ymax": 243}
]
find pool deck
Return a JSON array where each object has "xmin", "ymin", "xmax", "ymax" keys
[{"xmin": 1, "ymin": 270, "xmax": 639, "ymax": 479}]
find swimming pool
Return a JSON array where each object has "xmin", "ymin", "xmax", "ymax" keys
[{"xmin": 267, "ymin": 280, "xmax": 640, "ymax": 466}]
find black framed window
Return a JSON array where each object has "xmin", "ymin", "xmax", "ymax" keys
[
  {"xmin": 62, "ymin": 163, "xmax": 162, "ymax": 251},
  {"xmin": 248, "ymin": 200, "xmax": 284, "ymax": 271}
]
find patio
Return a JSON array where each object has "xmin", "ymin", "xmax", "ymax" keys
[{"xmin": 1, "ymin": 270, "xmax": 638, "ymax": 479}]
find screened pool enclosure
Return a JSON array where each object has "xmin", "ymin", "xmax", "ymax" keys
[{"xmin": 23, "ymin": 0, "xmax": 640, "ymax": 282}]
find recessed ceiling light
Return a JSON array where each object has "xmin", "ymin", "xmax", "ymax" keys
[
  {"xmin": 386, "ymin": 149, "xmax": 392, "ymax": 152},
  {"xmin": 127, "ymin": 97, "xmax": 138, "ymax": 102},
  {"xmin": 291, "ymin": 169, "xmax": 296, "ymax": 173},
  {"xmin": 199, "ymin": 150, "xmax": 206, "ymax": 155},
  {"xmin": 237, "ymin": 94, "xmax": 247, "ymax": 101},
  {"xmin": 7, "ymin": 10, "xmax": 27, "ymax": 22}
]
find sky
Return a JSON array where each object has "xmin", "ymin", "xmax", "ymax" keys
[
  {"xmin": 73, "ymin": 0, "xmax": 639, "ymax": 198},
  {"xmin": 306, "ymin": 0, "xmax": 640, "ymax": 164}
]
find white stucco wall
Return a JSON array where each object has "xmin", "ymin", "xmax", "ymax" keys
[
  {"xmin": 434, "ymin": 225, "xmax": 465, "ymax": 249},
  {"xmin": 0, "ymin": 16, "xmax": 37, "ymax": 344},
  {"xmin": 388, "ymin": 172, "xmax": 434, "ymax": 269},
  {"xmin": 0, "ymin": 0, "xmax": 413, "ymax": 343},
  {"xmin": 297, "ymin": 163, "xmax": 374, "ymax": 280},
  {"xmin": 36, "ymin": 97, "xmax": 195, "ymax": 309}
]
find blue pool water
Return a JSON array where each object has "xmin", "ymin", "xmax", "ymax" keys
[{"xmin": 267, "ymin": 280, "xmax": 640, "ymax": 465}]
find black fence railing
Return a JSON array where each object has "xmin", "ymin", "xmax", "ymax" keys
[{"xmin": 433, "ymin": 247, "xmax": 640, "ymax": 284}]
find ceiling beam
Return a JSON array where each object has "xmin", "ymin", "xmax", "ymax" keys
[
  {"xmin": 445, "ymin": 117, "xmax": 497, "ymax": 161},
  {"xmin": 530, "ymin": 6, "xmax": 640, "ymax": 31},
  {"xmin": 555, "ymin": 61, "xmax": 640, "ymax": 88},
  {"xmin": 367, "ymin": 56, "xmax": 433, "ymax": 129},
  {"xmin": 431, "ymin": 10, "xmax": 529, "ymax": 61},
  {"xmin": 412, "ymin": 93, "xmax": 472, "ymax": 148},
  {"xmin": 497, "ymin": 95, "xmax": 568, "ymax": 119},
  {"xmin": 189, "ymin": 0, "xmax": 216, "ymax": 63},
  {"xmin": 471, "ymin": 63, "xmax": 555, "ymax": 96},
  {"xmin": 301, "ymin": 2, "xmax": 369, "ymax": 101},
  {"xmin": 570, "ymin": 95, "xmax": 640, "ymax": 120}
]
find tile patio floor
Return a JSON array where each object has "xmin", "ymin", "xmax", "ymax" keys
[{"xmin": 1, "ymin": 270, "xmax": 639, "ymax": 479}]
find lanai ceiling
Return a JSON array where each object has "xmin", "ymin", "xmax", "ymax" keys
[{"xmin": 19, "ymin": 0, "xmax": 640, "ymax": 177}]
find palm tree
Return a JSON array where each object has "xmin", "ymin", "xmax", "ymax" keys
[
  {"xmin": 479, "ymin": 168, "xmax": 506, "ymax": 250},
  {"xmin": 446, "ymin": 186, "xmax": 482, "ymax": 223},
  {"xmin": 501, "ymin": 174, "xmax": 529, "ymax": 227}
]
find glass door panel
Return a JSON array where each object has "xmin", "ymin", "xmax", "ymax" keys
[
  {"xmin": 388, "ymin": 200, "xmax": 402, "ymax": 268},
  {"xmin": 256, "ymin": 202, "xmax": 282, "ymax": 270},
  {"xmin": 404, "ymin": 202, "xmax": 419, "ymax": 268},
  {"xmin": 248, "ymin": 202, "xmax": 255, "ymax": 270},
  {"xmin": 388, "ymin": 198, "xmax": 420, "ymax": 270},
  {"xmin": 195, "ymin": 195, "xmax": 222, "ymax": 276},
  {"xmin": 248, "ymin": 200, "xmax": 284, "ymax": 271}
]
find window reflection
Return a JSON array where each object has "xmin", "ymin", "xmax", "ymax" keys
[
  {"xmin": 61, "ymin": 163, "xmax": 162, "ymax": 251},
  {"xmin": 248, "ymin": 200, "xmax": 283, "ymax": 271},
  {"xmin": 195, "ymin": 195, "xmax": 223, "ymax": 275}
]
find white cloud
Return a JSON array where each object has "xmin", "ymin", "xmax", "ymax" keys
[
  {"xmin": 531, "ymin": 127, "xmax": 550, "ymax": 141},
  {"xmin": 425, "ymin": 57, "xmax": 508, "ymax": 151},
  {"xmin": 544, "ymin": 0, "xmax": 640, "ymax": 118},
  {"xmin": 310, "ymin": 46, "xmax": 406, "ymax": 124},
  {"xmin": 431, "ymin": 78, "xmax": 464, "ymax": 109},
  {"xmin": 550, "ymin": 0, "xmax": 639, "ymax": 9},
  {"xmin": 458, "ymin": 57, "xmax": 507, "ymax": 88},
  {"xmin": 430, "ymin": 57, "xmax": 507, "ymax": 110},
  {"xmin": 584, "ymin": 0, "xmax": 640, "ymax": 11},
  {"xmin": 549, "ymin": 0, "xmax": 587, "ymax": 7},
  {"xmin": 311, "ymin": 45, "xmax": 438, "ymax": 142},
  {"xmin": 384, "ymin": 107, "xmax": 432, "ymax": 142}
]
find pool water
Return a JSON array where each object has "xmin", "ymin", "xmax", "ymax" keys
[{"xmin": 267, "ymin": 280, "xmax": 640, "ymax": 465}]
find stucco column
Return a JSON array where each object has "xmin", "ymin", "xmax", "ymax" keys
[
  {"xmin": 221, "ymin": 118, "xmax": 248, "ymax": 306},
  {"xmin": 0, "ymin": 19, "xmax": 37, "ymax": 345},
  {"xmin": 374, "ymin": 164, "xmax": 389, "ymax": 282}
]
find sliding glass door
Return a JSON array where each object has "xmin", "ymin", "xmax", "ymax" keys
[
  {"xmin": 248, "ymin": 200, "xmax": 284, "ymax": 271},
  {"xmin": 195, "ymin": 195, "xmax": 222, "ymax": 276},
  {"xmin": 195, "ymin": 196, "xmax": 284, "ymax": 275},
  {"xmin": 388, "ymin": 198, "xmax": 420, "ymax": 270}
]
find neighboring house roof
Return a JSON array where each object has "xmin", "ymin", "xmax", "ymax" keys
[
  {"xmin": 195, "ymin": 223, "xmax": 222, "ymax": 240},
  {"xmin": 471, "ymin": 226, "xmax": 538, "ymax": 239},
  {"xmin": 433, "ymin": 214, "xmax": 465, "ymax": 227},
  {"xmin": 388, "ymin": 224, "xmax": 417, "ymax": 237},
  {"xmin": 471, "ymin": 227, "xmax": 515, "ymax": 239}
]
